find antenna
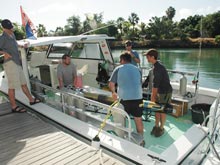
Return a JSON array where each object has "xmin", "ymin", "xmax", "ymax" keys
[
  {"xmin": 194, "ymin": 17, "xmax": 203, "ymax": 101},
  {"xmin": 81, "ymin": 23, "xmax": 116, "ymax": 35}
]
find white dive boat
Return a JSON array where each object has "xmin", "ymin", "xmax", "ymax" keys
[{"xmin": 0, "ymin": 34, "xmax": 220, "ymax": 164}]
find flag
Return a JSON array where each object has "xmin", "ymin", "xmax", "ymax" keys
[{"xmin": 20, "ymin": 6, "xmax": 37, "ymax": 39}]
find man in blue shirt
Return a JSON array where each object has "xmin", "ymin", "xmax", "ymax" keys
[
  {"xmin": 124, "ymin": 40, "xmax": 140, "ymax": 66},
  {"xmin": 108, "ymin": 52, "xmax": 143, "ymax": 138}
]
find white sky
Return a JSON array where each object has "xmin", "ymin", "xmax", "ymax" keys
[{"xmin": 1, "ymin": 0, "xmax": 220, "ymax": 31}]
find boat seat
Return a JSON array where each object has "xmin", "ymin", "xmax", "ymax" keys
[
  {"xmin": 96, "ymin": 63, "xmax": 110, "ymax": 88},
  {"xmin": 38, "ymin": 65, "xmax": 51, "ymax": 86}
]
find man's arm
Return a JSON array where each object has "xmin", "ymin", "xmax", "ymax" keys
[
  {"xmin": 132, "ymin": 52, "xmax": 140, "ymax": 64},
  {"xmin": 127, "ymin": 51, "xmax": 140, "ymax": 64},
  {"xmin": 151, "ymin": 87, "xmax": 158, "ymax": 102},
  {"xmin": 58, "ymin": 77, "xmax": 64, "ymax": 89},
  {"xmin": 109, "ymin": 81, "xmax": 118, "ymax": 101},
  {"xmin": 72, "ymin": 65, "xmax": 77, "ymax": 87},
  {"xmin": 0, "ymin": 51, "xmax": 12, "ymax": 59},
  {"xmin": 57, "ymin": 65, "xmax": 64, "ymax": 89}
]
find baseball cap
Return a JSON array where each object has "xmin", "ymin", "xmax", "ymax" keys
[
  {"xmin": 1, "ymin": 19, "xmax": 13, "ymax": 30},
  {"xmin": 143, "ymin": 49, "xmax": 158, "ymax": 59},
  {"xmin": 125, "ymin": 40, "xmax": 132, "ymax": 47}
]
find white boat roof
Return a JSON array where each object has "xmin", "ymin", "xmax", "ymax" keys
[{"xmin": 18, "ymin": 34, "xmax": 115, "ymax": 47}]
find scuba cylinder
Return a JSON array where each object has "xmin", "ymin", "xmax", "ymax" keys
[{"xmin": 179, "ymin": 74, "xmax": 187, "ymax": 96}]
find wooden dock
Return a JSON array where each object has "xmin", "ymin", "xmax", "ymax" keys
[{"xmin": 0, "ymin": 102, "xmax": 125, "ymax": 165}]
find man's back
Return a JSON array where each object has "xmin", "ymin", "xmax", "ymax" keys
[{"xmin": 116, "ymin": 64, "xmax": 142, "ymax": 100}]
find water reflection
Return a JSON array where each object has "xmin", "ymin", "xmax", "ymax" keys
[{"xmin": 112, "ymin": 48, "xmax": 220, "ymax": 89}]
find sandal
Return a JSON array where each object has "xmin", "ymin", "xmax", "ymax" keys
[
  {"xmin": 30, "ymin": 98, "xmax": 41, "ymax": 105},
  {"xmin": 12, "ymin": 106, "xmax": 26, "ymax": 113}
]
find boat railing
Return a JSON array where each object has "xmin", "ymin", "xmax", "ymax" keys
[
  {"xmin": 140, "ymin": 66, "xmax": 197, "ymax": 78},
  {"xmin": 30, "ymin": 79, "xmax": 133, "ymax": 141},
  {"xmin": 140, "ymin": 66, "xmax": 198, "ymax": 96}
]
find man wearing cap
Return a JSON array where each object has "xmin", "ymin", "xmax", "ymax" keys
[
  {"xmin": 124, "ymin": 40, "xmax": 140, "ymax": 66},
  {"xmin": 144, "ymin": 49, "xmax": 172, "ymax": 137},
  {"xmin": 0, "ymin": 19, "xmax": 40, "ymax": 113},
  {"xmin": 109, "ymin": 52, "xmax": 144, "ymax": 144}
]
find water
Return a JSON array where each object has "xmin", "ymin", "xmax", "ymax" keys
[
  {"xmin": 112, "ymin": 48, "xmax": 220, "ymax": 90},
  {"xmin": 0, "ymin": 48, "xmax": 219, "ymax": 90}
]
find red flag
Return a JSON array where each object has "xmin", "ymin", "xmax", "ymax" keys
[{"xmin": 20, "ymin": 6, "xmax": 37, "ymax": 39}]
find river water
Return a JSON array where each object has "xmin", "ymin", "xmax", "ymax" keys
[{"xmin": 112, "ymin": 48, "xmax": 220, "ymax": 90}]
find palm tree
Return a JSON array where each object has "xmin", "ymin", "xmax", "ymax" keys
[
  {"xmin": 139, "ymin": 22, "xmax": 146, "ymax": 35},
  {"xmin": 37, "ymin": 24, "xmax": 47, "ymax": 37},
  {"xmin": 116, "ymin": 17, "xmax": 125, "ymax": 37},
  {"xmin": 65, "ymin": 15, "xmax": 81, "ymax": 35},
  {"xmin": 166, "ymin": 6, "xmax": 176, "ymax": 20},
  {"xmin": 54, "ymin": 27, "xmax": 64, "ymax": 36},
  {"xmin": 128, "ymin": 13, "xmax": 139, "ymax": 35}
]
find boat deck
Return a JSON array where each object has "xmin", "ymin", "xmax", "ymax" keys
[
  {"xmin": 0, "ymin": 102, "xmax": 125, "ymax": 165},
  {"xmin": 135, "ymin": 109, "xmax": 194, "ymax": 153}
]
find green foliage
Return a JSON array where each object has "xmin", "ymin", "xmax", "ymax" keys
[
  {"xmin": 215, "ymin": 35, "xmax": 220, "ymax": 43},
  {"xmin": 166, "ymin": 6, "xmax": 176, "ymax": 20},
  {"xmin": 37, "ymin": 24, "xmax": 47, "ymax": 37},
  {"xmin": 177, "ymin": 15, "xmax": 202, "ymax": 38},
  {"xmin": 1, "ymin": 6, "xmax": 220, "ymax": 42},
  {"xmin": 65, "ymin": 15, "xmax": 81, "ymax": 35},
  {"xmin": 203, "ymin": 11, "xmax": 220, "ymax": 37},
  {"xmin": 128, "ymin": 12, "xmax": 139, "ymax": 38}
]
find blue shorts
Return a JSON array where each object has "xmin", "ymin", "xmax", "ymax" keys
[{"xmin": 120, "ymin": 99, "xmax": 143, "ymax": 117}]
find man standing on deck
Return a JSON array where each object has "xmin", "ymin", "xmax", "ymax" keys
[
  {"xmin": 108, "ymin": 52, "xmax": 144, "ymax": 143},
  {"xmin": 0, "ymin": 19, "xmax": 40, "ymax": 113},
  {"xmin": 57, "ymin": 54, "xmax": 77, "ymax": 90},
  {"xmin": 124, "ymin": 40, "xmax": 140, "ymax": 67},
  {"xmin": 144, "ymin": 49, "xmax": 172, "ymax": 137}
]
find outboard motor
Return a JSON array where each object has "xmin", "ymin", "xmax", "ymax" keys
[{"xmin": 179, "ymin": 74, "xmax": 187, "ymax": 96}]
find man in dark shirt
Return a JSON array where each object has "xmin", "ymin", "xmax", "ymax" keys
[{"xmin": 144, "ymin": 49, "xmax": 172, "ymax": 137}]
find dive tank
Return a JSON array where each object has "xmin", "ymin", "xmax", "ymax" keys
[{"xmin": 179, "ymin": 74, "xmax": 187, "ymax": 96}]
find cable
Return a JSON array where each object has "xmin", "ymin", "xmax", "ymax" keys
[{"xmin": 95, "ymin": 100, "xmax": 120, "ymax": 137}]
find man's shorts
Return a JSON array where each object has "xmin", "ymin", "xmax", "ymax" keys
[
  {"xmin": 3, "ymin": 60, "xmax": 27, "ymax": 89},
  {"xmin": 156, "ymin": 92, "xmax": 172, "ymax": 104},
  {"xmin": 120, "ymin": 99, "xmax": 143, "ymax": 117}
]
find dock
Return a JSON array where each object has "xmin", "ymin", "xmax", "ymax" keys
[{"xmin": 0, "ymin": 102, "xmax": 125, "ymax": 165}]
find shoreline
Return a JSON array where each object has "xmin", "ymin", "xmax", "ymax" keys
[{"xmin": 109, "ymin": 38, "xmax": 220, "ymax": 49}]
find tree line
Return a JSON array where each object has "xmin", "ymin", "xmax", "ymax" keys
[{"xmin": 1, "ymin": 6, "xmax": 220, "ymax": 43}]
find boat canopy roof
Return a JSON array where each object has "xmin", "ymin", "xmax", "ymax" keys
[{"xmin": 18, "ymin": 34, "xmax": 115, "ymax": 47}]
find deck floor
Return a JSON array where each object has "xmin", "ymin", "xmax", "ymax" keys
[
  {"xmin": 0, "ymin": 102, "xmax": 125, "ymax": 165},
  {"xmin": 135, "ymin": 110, "xmax": 194, "ymax": 154}
]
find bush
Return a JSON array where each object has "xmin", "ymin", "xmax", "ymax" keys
[{"xmin": 215, "ymin": 35, "xmax": 220, "ymax": 43}]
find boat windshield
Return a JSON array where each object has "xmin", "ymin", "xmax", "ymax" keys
[{"xmin": 48, "ymin": 42, "xmax": 104, "ymax": 60}]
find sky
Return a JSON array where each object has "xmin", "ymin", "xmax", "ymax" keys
[{"xmin": 1, "ymin": 0, "xmax": 220, "ymax": 31}]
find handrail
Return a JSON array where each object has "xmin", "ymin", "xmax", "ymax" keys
[
  {"xmin": 30, "ymin": 79, "xmax": 132, "ymax": 141},
  {"xmin": 140, "ymin": 66, "xmax": 196, "ymax": 76}
]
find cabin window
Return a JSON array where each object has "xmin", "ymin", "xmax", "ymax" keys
[
  {"xmin": 48, "ymin": 43, "xmax": 72, "ymax": 58},
  {"xmin": 70, "ymin": 43, "xmax": 104, "ymax": 60},
  {"xmin": 47, "ymin": 42, "xmax": 104, "ymax": 60}
]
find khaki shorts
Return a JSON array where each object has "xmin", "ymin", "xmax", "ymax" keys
[
  {"xmin": 156, "ymin": 92, "xmax": 172, "ymax": 104},
  {"xmin": 3, "ymin": 60, "xmax": 27, "ymax": 89}
]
